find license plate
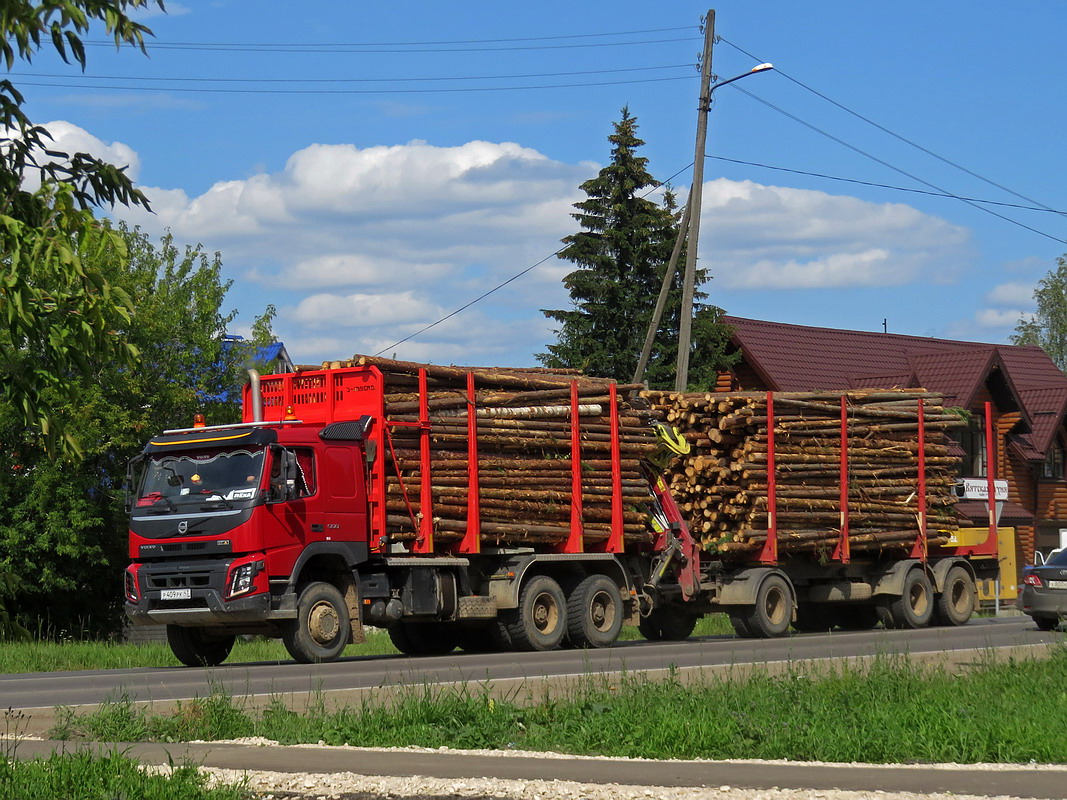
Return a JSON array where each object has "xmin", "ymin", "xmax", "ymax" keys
[
  {"xmin": 160, "ymin": 588, "xmax": 191, "ymax": 600},
  {"xmin": 1048, "ymin": 580, "xmax": 1067, "ymax": 590}
]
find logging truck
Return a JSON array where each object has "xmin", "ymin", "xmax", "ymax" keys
[{"xmin": 123, "ymin": 362, "xmax": 1002, "ymax": 666}]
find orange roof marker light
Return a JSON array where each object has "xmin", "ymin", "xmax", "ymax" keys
[
  {"xmin": 283, "ymin": 405, "xmax": 298, "ymax": 421},
  {"xmin": 193, "ymin": 413, "xmax": 206, "ymax": 428}
]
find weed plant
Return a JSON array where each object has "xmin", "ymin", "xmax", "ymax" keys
[
  {"xmin": 0, "ymin": 615, "xmax": 734, "ymax": 673},
  {"xmin": 53, "ymin": 648, "xmax": 1067, "ymax": 764},
  {"xmin": 0, "ymin": 751, "xmax": 250, "ymax": 800}
]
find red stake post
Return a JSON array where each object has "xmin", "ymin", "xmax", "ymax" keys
[
  {"xmin": 833, "ymin": 394, "xmax": 850, "ymax": 563},
  {"xmin": 557, "ymin": 380, "xmax": 584, "ymax": 553},
  {"xmin": 759, "ymin": 391, "xmax": 778, "ymax": 565},
  {"xmin": 459, "ymin": 371, "xmax": 481, "ymax": 554},
  {"xmin": 414, "ymin": 368, "xmax": 434, "ymax": 553},
  {"xmin": 909, "ymin": 397, "xmax": 928, "ymax": 561}
]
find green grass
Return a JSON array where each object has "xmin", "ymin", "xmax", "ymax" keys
[
  {"xmin": 0, "ymin": 750, "xmax": 249, "ymax": 800},
  {"xmin": 51, "ymin": 647, "xmax": 1067, "ymax": 764},
  {"xmin": 0, "ymin": 615, "xmax": 735, "ymax": 673}
]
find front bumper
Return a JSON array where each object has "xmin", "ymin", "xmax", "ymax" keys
[{"xmin": 125, "ymin": 556, "xmax": 294, "ymax": 627}]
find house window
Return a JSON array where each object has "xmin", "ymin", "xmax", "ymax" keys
[
  {"xmin": 954, "ymin": 417, "xmax": 987, "ymax": 477},
  {"xmin": 1043, "ymin": 437, "xmax": 1065, "ymax": 480}
]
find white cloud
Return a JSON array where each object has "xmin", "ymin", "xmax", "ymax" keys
[
  {"xmin": 986, "ymin": 281, "xmax": 1035, "ymax": 307},
  {"xmin": 16, "ymin": 121, "xmax": 141, "ymax": 189},
  {"xmin": 80, "ymin": 127, "xmax": 976, "ymax": 365},
  {"xmin": 701, "ymin": 180, "xmax": 970, "ymax": 290},
  {"xmin": 975, "ymin": 308, "xmax": 1025, "ymax": 328}
]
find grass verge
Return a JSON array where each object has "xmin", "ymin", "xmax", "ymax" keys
[
  {"xmin": 51, "ymin": 647, "xmax": 1067, "ymax": 764},
  {"xmin": 0, "ymin": 615, "xmax": 736, "ymax": 673}
]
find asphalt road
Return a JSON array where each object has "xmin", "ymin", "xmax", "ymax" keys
[
  {"xmin": 5, "ymin": 616, "xmax": 1065, "ymax": 799},
  {"xmin": 1, "ymin": 615, "xmax": 1056, "ymax": 712}
]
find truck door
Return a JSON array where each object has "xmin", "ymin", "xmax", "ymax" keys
[{"xmin": 320, "ymin": 444, "xmax": 367, "ymax": 545}]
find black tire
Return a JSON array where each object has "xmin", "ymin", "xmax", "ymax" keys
[
  {"xmin": 835, "ymin": 604, "xmax": 880, "ymax": 630},
  {"xmin": 740, "ymin": 574, "xmax": 793, "ymax": 638},
  {"xmin": 282, "ymin": 582, "xmax": 350, "ymax": 664},
  {"xmin": 566, "ymin": 575, "xmax": 624, "ymax": 648},
  {"xmin": 792, "ymin": 602, "xmax": 835, "ymax": 633},
  {"xmin": 638, "ymin": 607, "xmax": 699, "ymax": 641},
  {"xmin": 1033, "ymin": 615, "xmax": 1059, "ymax": 631},
  {"xmin": 506, "ymin": 575, "xmax": 567, "ymax": 651},
  {"xmin": 167, "ymin": 625, "xmax": 235, "ymax": 667},
  {"xmin": 934, "ymin": 566, "xmax": 975, "ymax": 626},
  {"xmin": 389, "ymin": 622, "xmax": 459, "ymax": 656},
  {"xmin": 886, "ymin": 569, "xmax": 934, "ymax": 629}
]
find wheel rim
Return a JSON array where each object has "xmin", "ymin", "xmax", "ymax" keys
[
  {"xmin": 589, "ymin": 589, "xmax": 616, "ymax": 633},
  {"xmin": 764, "ymin": 585, "xmax": 788, "ymax": 626},
  {"xmin": 532, "ymin": 591, "xmax": 560, "ymax": 634},
  {"xmin": 308, "ymin": 600, "xmax": 340, "ymax": 646},
  {"xmin": 949, "ymin": 579, "xmax": 969, "ymax": 615},
  {"xmin": 909, "ymin": 581, "xmax": 929, "ymax": 617}
]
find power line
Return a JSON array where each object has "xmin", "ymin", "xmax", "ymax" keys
[
  {"xmin": 730, "ymin": 84, "xmax": 1067, "ymax": 246},
  {"xmin": 84, "ymin": 25, "xmax": 696, "ymax": 49},
  {"xmin": 709, "ymin": 155, "xmax": 1067, "ymax": 215},
  {"xmin": 717, "ymin": 35, "xmax": 1060, "ymax": 214},
  {"xmin": 11, "ymin": 62, "xmax": 693, "ymax": 85},
  {"xmin": 83, "ymin": 36, "xmax": 699, "ymax": 55},
  {"xmin": 13, "ymin": 74, "xmax": 694, "ymax": 95},
  {"xmin": 374, "ymin": 162, "xmax": 695, "ymax": 355}
]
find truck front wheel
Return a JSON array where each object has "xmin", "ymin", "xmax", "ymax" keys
[
  {"xmin": 167, "ymin": 625, "xmax": 235, "ymax": 667},
  {"xmin": 282, "ymin": 582, "xmax": 351, "ymax": 663}
]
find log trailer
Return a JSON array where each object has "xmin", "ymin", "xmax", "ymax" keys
[{"xmin": 123, "ymin": 365, "xmax": 1001, "ymax": 666}]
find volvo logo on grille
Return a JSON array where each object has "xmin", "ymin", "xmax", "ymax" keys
[{"xmin": 177, "ymin": 520, "xmax": 188, "ymax": 534}]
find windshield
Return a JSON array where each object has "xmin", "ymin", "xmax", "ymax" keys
[
  {"xmin": 1047, "ymin": 548, "xmax": 1067, "ymax": 567},
  {"xmin": 136, "ymin": 448, "xmax": 265, "ymax": 509}
]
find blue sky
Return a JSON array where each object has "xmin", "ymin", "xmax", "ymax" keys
[{"xmin": 14, "ymin": 1, "xmax": 1067, "ymax": 367}]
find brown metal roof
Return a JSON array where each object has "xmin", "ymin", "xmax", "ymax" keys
[
  {"xmin": 724, "ymin": 315, "xmax": 1067, "ymax": 458},
  {"xmin": 955, "ymin": 500, "xmax": 1034, "ymax": 525}
]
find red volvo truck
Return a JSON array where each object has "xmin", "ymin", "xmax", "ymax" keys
[{"xmin": 123, "ymin": 366, "xmax": 1002, "ymax": 666}]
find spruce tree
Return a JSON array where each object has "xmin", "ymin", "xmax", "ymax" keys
[{"xmin": 539, "ymin": 108, "xmax": 736, "ymax": 387}]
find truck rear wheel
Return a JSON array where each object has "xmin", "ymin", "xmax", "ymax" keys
[
  {"xmin": 883, "ymin": 569, "xmax": 934, "ymax": 629},
  {"xmin": 389, "ymin": 622, "xmax": 459, "ymax": 655},
  {"xmin": 934, "ymin": 566, "xmax": 974, "ymax": 626},
  {"xmin": 739, "ymin": 574, "xmax": 793, "ymax": 638},
  {"xmin": 282, "ymin": 581, "xmax": 350, "ymax": 663},
  {"xmin": 506, "ymin": 575, "xmax": 566, "ymax": 651},
  {"xmin": 638, "ymin": 607, "xmax": 698, "ymax": 641},
  {"xmin": 566, "ymin": 574, "xmax": 623, "ymax": 648},
  {"xmin": 167, "ymin": 625, "xmax": 235, "ymax": 667}
]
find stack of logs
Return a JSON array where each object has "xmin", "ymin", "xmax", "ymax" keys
[
  {"xmin": 323, "ymin": 356, "xmax": 662, "ymax": 550},
  {"xmin": 642, "ymin": 389, "xmax": 964, "ymax": 558}
]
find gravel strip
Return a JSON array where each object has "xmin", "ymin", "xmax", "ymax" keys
[{"xmin": 193, "ymin": 765, "xmax": 1036, "ymax": 800}]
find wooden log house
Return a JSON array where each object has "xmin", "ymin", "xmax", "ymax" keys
[{"xmin": 716, "ymin": 316, "xmax": 1067, "ymax": 584}]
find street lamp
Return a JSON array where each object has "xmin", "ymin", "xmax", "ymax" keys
[{"xmin": 674, "ymin": 59, "xmax": 774, "ymax": 392}]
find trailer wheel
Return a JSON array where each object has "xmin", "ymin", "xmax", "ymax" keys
[
  {"xmin": 389, "ymin": 622, "xmax": 459, "ymax": 656},
  {"xmin": 792, "ymin": 602, "xmax": 834, "ymax": 633},
  {"xmin": 506, "ymin": 575, "xmax": 567, "ymax": 651},
  {"xmin": 167, "ymin": 625, "xmax": 235, "ymax": 667},
  {"xmin": 740, "ymin": 574, "xmax": 793, "ymax": 638},
  {"xmin": 282, "ymin": 581, "xmax": 350, "ymax": 663},
  {"xmin": 566, "ymin": 575, "xmax": 623, "ymax": 648},
  {"xmin": 638, "ymin": 608, "xmax": 698, "ymax": 641},
  {"xmin": 834, "ymin": 604, "xmax": 880, "ymax": 630},
  {"xmin": 884, "ymin": 569, "xmax": 934, "ymax": 629},
  {"xmin": 933, "ymin": 566, "xmax": 975, "ymax": 626}
]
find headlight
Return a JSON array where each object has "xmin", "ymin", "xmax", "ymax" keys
[
  {"xmin": 227, "ymin": 560, "xmax": 264, "ymax": 598},
  {"xmin": 124, "ymin": 565, "xmax": 141, "ymax": 603}
]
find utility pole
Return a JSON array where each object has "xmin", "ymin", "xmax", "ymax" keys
[{"xmin": 675, "ymin": 9, "xmax": 715, "ymax": 392}]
